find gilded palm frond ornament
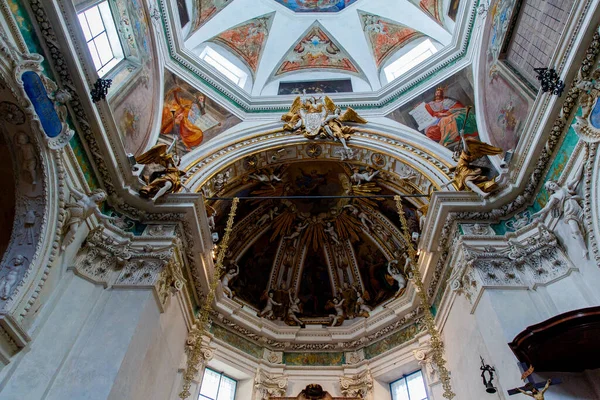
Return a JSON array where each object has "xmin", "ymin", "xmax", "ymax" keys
[{"xmin": 282, "ymin": 95, "xmax": 367, "ymax": 159}]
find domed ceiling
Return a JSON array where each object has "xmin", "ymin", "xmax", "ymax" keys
[
  {"xmin": 208, "ymin": 156, "xmax": 427, "ymax": 326},
  {"xmin": 272, "ymin": 0, "xmax": 359, "ymax": 13},
  {"xmin": 176, "ymin": 0, "xmax": 458, "ymax": 98}
]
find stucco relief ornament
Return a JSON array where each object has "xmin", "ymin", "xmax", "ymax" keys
[
  {"xmin": 572, "ymin": 67, "xmax": 600, "ymax": 142},
  {"xmin": 340, "ymin": 370, "xmax": 373, "ymax": 398},
  {"xmin": 254, "ymin": 369, "xmax": 288, "ymax": 400},
  {"xmin": 62, "ymin": 183, "xmax": 115, "ymax": 250},
  {"xmin": 532, "ymin": 161, "xmax": 588, "ymax": 257},
  {"xmin": 282, "ymin": 95, "xmax": 366, "ymax": 160},
  {"xmin": 0, "ymin": 255, "xmax": 27, "ymax": 300}
]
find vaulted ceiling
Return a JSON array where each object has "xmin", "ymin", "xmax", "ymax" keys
[{"xmin": 179, "ymin": 0, "xmax": 456, "ymax": 96}]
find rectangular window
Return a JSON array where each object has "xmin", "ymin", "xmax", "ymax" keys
[
  {"xmin": 199, "ymin": 368, "xmax": 237, "ymax": 400},
  {"xmin": 502, "ymin": 0, "xmax": 576, "ymax": 87},
  {"xmin": 200, "ymin": 46, "xmax": 248, "ymax": 88},
  {"xmin": 390, "ymin": 370, "xmax": 428, "ymax": 400},
  {"xmin": 384, "ymin": 39, "xmax": 438, "ymax": 82},
  {"xmin": 77, "ymin": 1, "xmax": 124, "ymax": 76}
]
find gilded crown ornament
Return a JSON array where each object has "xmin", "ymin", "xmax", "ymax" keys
[{"xmin": 281, "ymin": 94, "xmax": 366, "ymax": 160}]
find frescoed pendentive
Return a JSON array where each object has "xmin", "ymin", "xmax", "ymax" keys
[
  {"xmin": 210, "ymin": 13, "xmax": 274, "ymax": 75},
  {"xmin": 159, "ymin": 73, "xmax": 241, "ymax": 151},
  {"xmin": 386, "ymin": 68, "xmax": 479, "ymax": 150},
  {"xmin": 274, "ymin": 23, "xmax": 361, "ymax": 77},
  {"xmin": 359, "ymin": 11, "xmax": 425, "ymax": 68},
  {"xmin": 407, "ymin": 0, "xmax": 444, "ymax": 25},
  {"xmin": 188, "ymin": 0, "xmax": 234, "ymax": 36}
]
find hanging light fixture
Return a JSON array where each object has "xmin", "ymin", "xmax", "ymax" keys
[{"xmin": 480, "ymin": 356, "xmax": 497, "ymax": 394}]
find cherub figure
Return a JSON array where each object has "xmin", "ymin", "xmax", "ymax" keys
[
  {"xmin": 284, "ymin": 222, "xmax": 309, "ymax": 241},
  {"xmin": 445, "ymin": 134, "xmax": 504, "ymax": 198},
  {"xmin": 62, "ymin": 183, "xmax": 115, "ymax": 250},
  {"xmin": 15, "ymin": 132, "xmax": 37, "ymax": 185},
  {"xmin": 350, "ymin": 167, "xmax": 379, "ymax": 185},
  {"xmin": 249, "ymin": 170, "xmax": 282, "ymax": 189},
  {"xmin": 0, "ymin": 255, "xmax": 26, "ymax": 300},
  {"xmin": 518, "ymin": 380, "xmax": 552, "ymax": 400},
  {"xmin": 387, "ymin": 258, "xmax": 409, "ymax": 297},
  {"xmin": 344, "ymin": 204, "xmax": 373, "ymax": 231},
  {"xmin": 355, "ymin": 289, "xmax": 371, "ymax": 317},
  {"xmin": 286, "ymin": 289, "xmax": 305, "ymax": 328},
  {"xmin": 533, "ymin": 162, "xmax": 587, "ymax": 257},
  {"xmin": 137, "ymin": 141, "xmax": 186, "ymax": 202},
  {"xmin": 256, "ymin": 207, "xmax": 279, "ymax": 227},
  {"xmin": 324, "ymin": 222, "xmax": 340, "ymax": 245},
  {"xmin": 327, "ymin": 297, "xmax": 345, "ymax": 326},
  {"xmin": 259, "ymin": 291, "xmax": 282, "ymax": 319},
  {"xmin": 206, "ymin": 205, "xmax": 217, "ymax": 231},
  {"xmin": 221, "ymin": 264, "xmax": 239, "ymax": 298}
]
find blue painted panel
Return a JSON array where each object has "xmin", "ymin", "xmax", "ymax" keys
[
  {"xmin": 591, "ymin": 99, "xmax": 600, "ymax": 129},
  {"xmin": 273, "ymin": 0, "xmax": 358, "ymax": 12},
  {"xmin": 22, "ymin": 71, "xmax": 62, "ymax": 138}
]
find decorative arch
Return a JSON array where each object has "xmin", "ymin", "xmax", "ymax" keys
[{"xmin": 0, "ymin": 31, "xmax": 66, "ymax": 356}]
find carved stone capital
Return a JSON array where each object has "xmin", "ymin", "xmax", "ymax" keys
[
  {"xmin": 339, "ymin": 370, "xmax": 373, "ymax": 398},
  {"xmin": 254, "ymin": 368, "xmax": 288, "ymax": 400},
  {"xmin": 413, "ymin": 342, "xmax": 439, "ymax": 384}
]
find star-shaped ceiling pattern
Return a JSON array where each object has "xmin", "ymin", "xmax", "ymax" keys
[
  {"xmin": 272, "ymin": 0, "xmax": 359, "ymax": 12},
  {"xmin": 183, "ymin": 0, "xmax": 455, "ymax": 95}
]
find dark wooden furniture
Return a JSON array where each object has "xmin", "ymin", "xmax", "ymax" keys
[{"xmin": 509, "ymin": 306, "xmax": 600, "ymax": 372}]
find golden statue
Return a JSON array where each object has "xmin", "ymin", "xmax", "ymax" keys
[
  {"xmin": 443, "ymin": 133, "xmax": 504, "ymax": 198},
  {"xmin": 282, "ymin": 95, "xmax": 366, "ymax": 159},
  {"xmin": 136, "ymin": 141, "xmax": 186, "ymax": 202},
  {"xmin": 517, "ymin": 380, "xmax": 552, "ymax": 400}
]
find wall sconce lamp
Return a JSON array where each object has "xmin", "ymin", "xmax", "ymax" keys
[{"xmin": 480, "ymin": 356, "xmax": 497, "ymax": 394}]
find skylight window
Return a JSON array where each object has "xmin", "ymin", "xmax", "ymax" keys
[
  {"xmin": 199, "ymin": 368, "xmax": 237, "ymax": 400},
  {"xmin": 77, "ymin": 1, "xmax": 124, "ymax": 76},
  {"xmin": 384, "ymin": 39, "xmax": 438, "ymax": 82},
  {"xmin": 200, "ymin": 47, "xmax": 248, "ymax": 88}
]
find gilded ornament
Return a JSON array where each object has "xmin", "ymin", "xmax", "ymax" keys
[
  {"xmin": 179, "ymin": 199, "xmax": 239, "ymax": 400},
  {"xmin": 136, "ymin": 141, "xmax": 186, "ymax": 202},
  {"xmin": 282, "ymin": 95, "xmax": 366, "ymax": 159},
  {"xmin": 394, "ymin": 196, "xmax": 455, "ymax": 399}
]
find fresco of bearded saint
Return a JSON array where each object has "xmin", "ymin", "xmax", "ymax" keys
[
  {"xmin": 423, "ymin": 87, "xmax": 479, "ymax": 148},
  {"xmin": 160, "ymin": 87, "xmax": 205, "ymax": 149}
]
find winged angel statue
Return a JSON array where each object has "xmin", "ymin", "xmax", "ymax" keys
[
  {"xmin": 136, "ymin": 141, "xmax": 186, "ymax": 202},
  {"xmin": 282, "ymin": 95, "xmax": 366, "ymax": 159}
]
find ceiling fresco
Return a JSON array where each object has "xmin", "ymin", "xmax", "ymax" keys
[
  {"xmin": 211, "ymin": 161, "xmax": 421, "ymax": 326},
  {"xmin": 210, "ymin": 13, "xmax": 275, "ymax": 75},
  {"xmin": 274, "ymin": 23, "xmax": 361, "ymax": 77},
  {"xmin": 408, "ymin": 0, "xmax": 444, "ymax": 26},
  {"xmin": 358, "ymin": 10, "xmax": 426, "ymax": 68},
  {"xmin": 272, "ymin": 0, "xmax": 359, "ymax": 13},
  {"xmin": 174, "ymin": 0, "xmax": 466, "ymax": 102},
  {"xmin": 386, "ymin": 68, "xmax": 479, "ymax": 150},
  {"xmin": 160, "ymin": 73, "xmax": 241, "ymax": 151},
  {"xmin": 187, "ymin": 0, "xmax": 234, "ymax": 36}
]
